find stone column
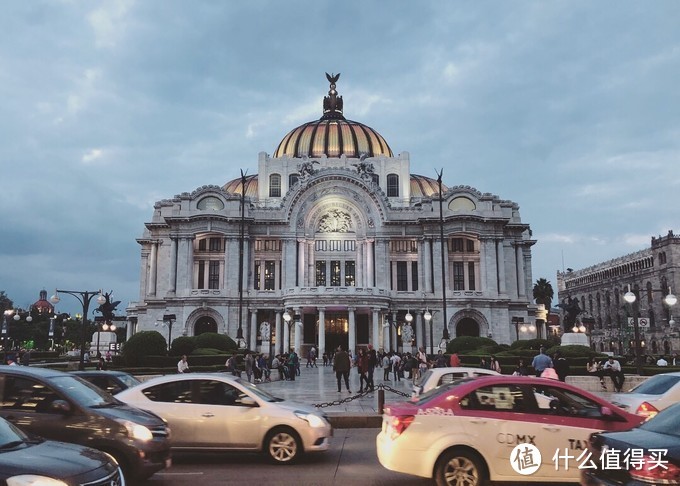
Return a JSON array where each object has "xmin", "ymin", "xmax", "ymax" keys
[
  {"xmin": 294, "ymin": 308, "xmax": 302, "ymax": 355},
  {"xmin": 186, "ymin": 236, "xmax": 194, "ymax": 290},
  {"xmin": 372, "ymin": 308, "xmax": 380, "ymax": 348},
  {"xmin": 367, "ymin": 239, "xmax": 375, "ymax": 287},
  {"xmin": 307, "ymin": 241, "xmax": 314, "ymax": 287},
  {"xmin": 497, "ymin": 240, "xmax": 507, "ymax": 295},
  {"xmin": 297, "ymin": 239, "xmax": 306, "ymax": 287},
  {"xmin": 283, "ymin": 320, "xmax": 290, "ymax": 354},
  {"xmin": 283, "ymin": 239, "xmax": 296, "ymax": 289},
  {"xmin": 348, "ymin": 307, "xmax": 356, "ymax": 355},
  {"xmin": 356, "ymin": 241, "xmax": 364, "ymax": 287},
  {"xmin": 415, "ymin": 312, "xmax": 423, "ymax": 349},
  {"xmin": 250, "ymin": 310, "xmax": 257, "ymax": 351},
  {"xmin": 275, "ymin": 311, "xmax": 282, "ymax": 355},
  {"xmin": 148, "ymin": 241, "xmax": 158, "ymax": 296},
  {"xmin": 516, "ymin": 243, "xmax": 526, "ymax": 298},
  {"xmin": 479, "ymin": 237, "xmax": 488, "ymax": 294},
  {"xmin": 383, "ymin": 312, "xmax": 390, "ymax": 351},
  {"xmin": 318, "ymin": 307, "xmax": 326, "ymax": 358},
  {"xmin": 168, "ymin": 237, "xmax": 177, "ymax": 294}
]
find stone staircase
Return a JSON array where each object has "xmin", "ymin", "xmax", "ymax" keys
[{"xmin": 566, "ymin": 375, "xmax": 647, "ymax": 393}]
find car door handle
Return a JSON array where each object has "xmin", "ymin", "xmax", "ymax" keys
[
  {"xmin": 469, "ymin": 419, "xmax": 487, "ymax": 424},
  {"xmin": 201, "ymin": 413, "xmax": 215, "ymax": 418},
  {"xmin": 542, "ymin": 426, "xmax": 561, "ymax": 432}
]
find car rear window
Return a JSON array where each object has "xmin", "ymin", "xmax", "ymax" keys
[
  {"xmin": 410, "ymin": 378, "xmax": 474, "ymax": 405},
  {"xmin": 639, "ymin": 403, "xmax": 680, "ymax": 437},
  {"xmin": 629, "ymin": 374, "xmax": 680, "ymax": 395}
]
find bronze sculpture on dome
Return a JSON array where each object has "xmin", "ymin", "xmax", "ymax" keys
[{"xmin": 323, "ymin": 72, "xmax": 343, "ymax": 117}]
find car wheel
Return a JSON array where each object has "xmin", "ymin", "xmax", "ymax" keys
[
  {"xmin": 264, "ymin": 427, "xmax": 302, "ymax": 464},
  {"xmin": 435, "ymin": 448, "xmax": 488, "ymax": 486}
]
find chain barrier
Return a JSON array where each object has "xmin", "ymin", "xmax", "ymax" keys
[{"xmin": 312, "ymin": 383, "xmax": 410, "ymax": 408}]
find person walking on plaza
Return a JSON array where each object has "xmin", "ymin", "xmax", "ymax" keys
[
  {"xmin": 177, "ymin": 355, "xmax": 190, "ymax": 373},
  {"xmin": 287, "ymin": 351, "xmax": 298, "ymax": 381},
  {"xmin": 531, "ymin": 346, "xmax": 553, "ymax": 377},
  {"xmin": 449, "ymin": 352, "xmax": 461, "ymax": 367},
  {"xmin": 306, "ymin": 346, "xmax": 317, "ymax": 368},
  {"xmin": 554, "ymin": 351, "xmax": 570, "ymax": 382},
  {"xmin": 322, "ymin": 352, "xmax": 329, "ymax": 366},
  {"xmin": 333, "ymin": 345, "xmax": 351, "ymax": 393},
  {"xmin": 357, "ymin": 348, "xmax": 369, "ymax": 393},
  {"xmin": 417, "ymin": 346, "xmax": 428, "ymax": 381},
  {"xmin": 382, "ymin": 353, "xmax": 391, "ymax": 381},
  {"xmin": 602, "ymin": 356, "xmax": 625, "ymax": 392},
  {"xmin": 390, "ymin": 353, "xmax": 402, "ymax": 381},
  {"xmin": 244, "ymin": 353, "xmax": 255, "ymax": 383},
  {"xmin": 366, "ymin": 344, "xmax": 377, "ymax": 392}
]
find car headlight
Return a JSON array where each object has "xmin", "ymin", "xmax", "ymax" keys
[
  {"xmin": 116, "ymin": 418, "xmax": 153, "ymax": 441},
  {"xmin": 7, "ymin": 476, "xmax": 68, "ymax": 486},
  {"xmin": 294, "ymin": 411, "xmax": 326, "ymax": 428}
]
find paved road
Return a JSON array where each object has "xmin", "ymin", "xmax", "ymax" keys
[{"xmin": 146, "ymin": 428, "xmax": 431, "ymax": 485}]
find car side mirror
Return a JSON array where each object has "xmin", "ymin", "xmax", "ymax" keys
[
  {"xmin": 601, "ymin": 406, "xmax": 613, "ymax": 416},
  {"xmin": 238, "ymin": 396, "xmax": 258, "ymax": 407},
  {"xmin": 50, "ymin": 399, "xmax": 72, "ymax": 414}
]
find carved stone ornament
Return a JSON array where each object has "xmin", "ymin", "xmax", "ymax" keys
[
  {"xmin": 402, "ymin": 323, "xmax": 413, "ymax": 343},
  {"xmin": 260, "ymin": 321, "xmax": 271, "ymax": 341},
  {"xmin": 318, "ymin": 209, "xmax": 352, "ymax": 233}
]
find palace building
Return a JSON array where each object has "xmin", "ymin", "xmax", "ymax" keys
[
  {"xmin": 127, "ymin": 75, "xmax": 537, "ymax": 357},
  {"xmin": 557, "ymin": 230, "xmax": 680, "ymax": 356}
]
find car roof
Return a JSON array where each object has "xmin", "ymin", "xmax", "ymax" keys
[
  {"xmin": 124, "ymin": 372, "xmax": 238, "ymax": 387},
  {"xmin": 0, "ymin": 366, "xmax": 70, "ymax": 379},
  {"xmin": 72, "ymin": 370, "xmax": 131, "ymax": 377},
  {"xmin": 426, "ymin": 367, "xmax": 500, "ymax": 375}
]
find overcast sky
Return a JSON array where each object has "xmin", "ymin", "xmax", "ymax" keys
[{"xmin": 2, "ymin": 1, "xmax": 679, "ymax": 317}]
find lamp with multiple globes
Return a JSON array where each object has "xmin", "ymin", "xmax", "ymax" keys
[{"xmin": 423, "ymin": 309, "xmax": 433, "ymax": 354}]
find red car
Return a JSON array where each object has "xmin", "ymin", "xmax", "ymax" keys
[{"xmin": 377, "ymin": 375, "xmax": 644, "ymax": 485}]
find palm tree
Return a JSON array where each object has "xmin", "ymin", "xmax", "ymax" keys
[{"xmin": 533, "ymin": 278, "xmax": 554, "ymax": 338}]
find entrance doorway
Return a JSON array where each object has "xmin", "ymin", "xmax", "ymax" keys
[
  {"xmin": 325, "ymin": 313, "xmax": 348, "ymax": 352},
  {"xmin": 456, "ymin": 318, "xmax": 480, "ymax": 337},
  {"xmin": 194, "ymin": 316, "xmax": 217, "ymax": 335}
]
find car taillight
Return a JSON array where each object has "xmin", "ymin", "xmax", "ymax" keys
[
  {"xmin": 388, "ymin": 415, "xmax": 415, "ymax": 440},
  {"xmin": 629, "ymin": 456, "xmax": 680, "ymax": 484},
  {"xmin": 635, "ymin": 402, "xmax": 659, "ymax": 418}
]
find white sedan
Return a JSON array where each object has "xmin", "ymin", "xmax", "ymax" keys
[
  {"xmin": 610, "ymin": 371, "xmax": 680, "ymax": 418},
  {"xmin": 412, "ymin": 366, "xmax": 500, "ymax": 397},
  {"xmin": 116, "ymin": 373, "xmax": 331, "ymax": 464}
]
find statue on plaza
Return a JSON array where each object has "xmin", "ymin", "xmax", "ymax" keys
[
  {"xmin": 95, "ymin": 292, "xmax": 120, "ymax": 322},
  {"xmin": 401, "ymin": 323, "xmax": 413, "ymax": 345},
  {"xmin": 557, "ymin": 296, "xmax": 583, "ymax": 332}
]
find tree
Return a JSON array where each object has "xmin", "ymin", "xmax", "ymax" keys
[
  {"xmin": 0, "ymin": 291, "xmax": 14, "ymax": 315},
  {"xmin": 533, "ymin": 278, "xmax": 555, "ymax": 337}
]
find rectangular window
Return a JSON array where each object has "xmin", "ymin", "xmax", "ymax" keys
[
  {"xmin": 453, "ymin": 262, "xmax": 465, "ymax": 290},
  {"xmin": 466, "ymin": 239, "xmax": 475, "ymax": 252},
  {"xmin": 208, "ymin": 261, "xmax": 220, "ymax": 289},
  {"xmin": 396, "ymin": 261, "xmax": 408, "ymax": 291},
  {"xmin": 254, "ymin": 261, "xmax": 261, "ymax": 290},
  {"xmin": 198, "ymin": 239, "xmax": 207, "ymax": 251},
  {"xmin": 316, "ymin": 261, "xmax": 326, "ymax": 286},
  {"xmin": 209, "ymin": 237, "xmax": 221, "ymax": 252},
  {"xmin": 345, "ymin": 261, "xmax": 355, "ymax": 286},
  {"xmin": 264, "ymin": 261, "xmax": 275, "ymax": 290},
  {"xmin": 452, "ymin": 238, "xmax": 464, "ymax": 252},
  {"xmin": 387, "ymin": 174, "xmax": 399, "ymax": 197},
  {"xmin": 468, "ymin": 262, "xmax": 476, "ymax": 290},
  {"xmin": 411, "ymin": 262, "xmax": 419, "ymax": 291},
  {"xmin": 330, "ymin": 260, "xmax": 341, "ymax": 286},
  {"xmin": 198, "ymin": 261, "xmax": 205, "ymax": 289}
]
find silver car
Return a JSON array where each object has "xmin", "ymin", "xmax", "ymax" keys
[
  {"xmin": 610, "ymin": 371, "xmax": 680, "ymax": 418},
  {"xmin": 412, "ymin": 366, "xmax": 500, "ymax": 397},
  {"xmin": 115, "ymin": 373, "xmax": 331, "ymax": 464}
]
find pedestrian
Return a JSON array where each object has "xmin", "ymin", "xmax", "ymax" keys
[
  {"xmin": 244, "ymin": 353, "xmax": 254, "ymax": 383},
  {"xmin": 512, "ymin": 359, "xmax": 529, "ymax": 376},
  {"xmin": 586, "ymin": 357, "xmax": 605, "ymax": 389},
  {"xmin": 390, "ymin": 353, "xmax": 402, "ymax": 381},
  {"xmin": 449, "ymin": 352, "xmax": 461, "ymax": 367},
  {"xmin": 333, "ymin": 345, "xmax": 351, "ymax": 393},
  {"xmin": 417, "ymin": 346, "xmax": 428, "ymax": 380},
  {"xmin": 287, "ymin": 351, "xmax": 298, "ymax": 381},
  {"xmin": 435, "ymin": 350, "xmax": 447, "ymax": 368},
  {"xmin": 177, "ymin": 354, "xmax": 190, "ymax": 373},
  {"xmin": 489, "ymin": 355, "xmax": 502, "ymax": 374},
  {"xmin": 357, "ymin": 349, "xmax": 368, "ymax": 393},
  {"xmin": 382, "ymin": 353, "xmax": 391, "ymax": 381},
  {"xmin": 366, "ymin": 344, "xmax": 377, "ymax": 391},
  {"xmin": 531, "ymin": 346, "xmax": 553, "ymax": 377},
  {"xmin": 6, "ymin": 355, "xmax": 17, "ymax": 366},
  {"xmin": 553, "ymin": 351, "xmax": 570, "ymax": 382},
  {"xmin": 479, "ymin": 357, "xmax": 489, "ymax": 369},
  {"xmin": 20, "ymin": 349, "xmax": 30, "ymax": 366},
  {"xmin": 105, "ymin": 350, "xmax": 112, "ymax": 362},
  {"xmin": 271, "ymin": 354, "xmax": 282, "ymax": 380},
  {"xmin": 602, "ymin": 356, "xmax": 625, "ymax": 392},
  {"xmin": 307, "ymin": 346, "xmax": 317, "ymax": 368},
  {"xmin": 322, "ymin": 352, "xmax": 329, "ymax": 367},
  {"xmin": 259, "ymin": 354, "xmax": 271, "ymax": 382},
  {"xmin": 96, "ymin": 356, "xmax": 107, "ymax": 370}
]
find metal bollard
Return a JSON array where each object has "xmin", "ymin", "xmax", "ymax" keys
[{"xmin": 378, "ymin": 388, "xmax": 385, "ymax": 414}]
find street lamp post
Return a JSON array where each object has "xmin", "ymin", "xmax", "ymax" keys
[
  {"xmin": 435, "ymin": 169, "xmax": 450, "ymax": 346},
  {"xmin": 50, "ymin": 289, "xmax": 105, "ymax": 370},
  {"xmin": 424, "ymin": 309, "xmax": 433, "ymax": 354},
  {"xmin": 155, "ymin": 314, "xmax": 176, "ymax": 351},
  {"xmin": 623, "ymin": 285, "xmax": 677, "ymax": 375},
  {"xmin": 237, "ymin": 169, "xmax": 247, "ymax": 347},
  {"xmin": 282, "ymin": 309, "xmax": 292, "ymax": 354}
]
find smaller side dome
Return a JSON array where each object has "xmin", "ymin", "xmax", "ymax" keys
[
  {"xmin": 410, "ymin": 174, "xmax": 448, "ymax": 198},
  {"xmin": 223, "ymin": 174, "xmax": 258, "ymax": 197}
]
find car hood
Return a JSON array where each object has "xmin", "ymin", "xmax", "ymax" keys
[
  {"xmin": 92, "ymin": 402, "xmax": 165, "ymax": 426},
  {"xmin": 598, "ymin": 428, "xmax": 680, "ymax": 456},
  {"xmin": 0, "ymin": 440, "xmax": 116, "ymax": 478},
  {"xmin": 267, "ymin": 399, "xmax": 320, "ymax": 415}
]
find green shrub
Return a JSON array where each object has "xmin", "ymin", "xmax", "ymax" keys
[
  {"xmin": 192, "ymin": 347, "xmax": 224, "ymax": 356},
  {"xmin": 447, "ymin": 336, "xmax": 497, "ymax": 354},
  {"xmin": 121, "ymin": 331, "xmax": 168, "ymax": 366},
  {"xmin": 170, "ymin": 336, "xmax": 196, "ymax": 356},
  {"xmin": 193, "ymin": 333, "xmax": 237, "ymax": 351},
  {"xmin": 546, "ymin": 344, "xmax": 604, "ymax": 358},
  {"xmin": 509, "ymin": 338, "xmax": 552, "ymax": 351}
]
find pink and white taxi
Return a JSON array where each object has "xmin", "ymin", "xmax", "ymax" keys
[{"xmin": 377, "ymin": 375, "xmax": 643, "ymax": 486}]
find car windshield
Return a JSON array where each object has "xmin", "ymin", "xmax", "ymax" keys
[
  {"xmin": 235, "ymin": 378, "xmax": 280, "ymax": 402},
  {"xmin": 0, "ymin": 418, "xmax": 28, "ymax": 448},
  {"xmin": 410, "ymin": 378, "xmax": 474, "ymax": 405},
  {"xmin": 116, "ymin": 374, "xmax": 141, "ymax": 388},
  {"xmin": 639, "ymin": 403, "xmax": 680, "ymax": 437},
  {"xmin": 51, "ymin": 376, "xmax": 117, "ymax": 407},
  {"xmin": 629, "ymin": 374, "xmax": 680, "ymax": 395}
]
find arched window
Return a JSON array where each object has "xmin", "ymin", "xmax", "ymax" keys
[
  {"xmin": 289, "ymin": 173, "xmax": 299, "ymax": 188},
  {"xmin": 269, "ymin": 174, "xmax": 281, "ymax": 197},
  {"xmin": 386, "ymin": 174, "xmax": 399, "ymax": 197}
]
